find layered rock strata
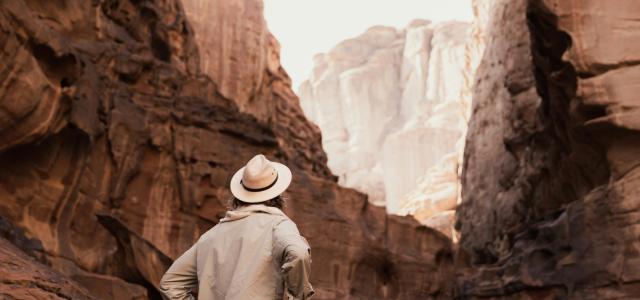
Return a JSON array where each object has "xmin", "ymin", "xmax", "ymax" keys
[
  {"xmin": 456, "ymin": 0, "xmax": 640, "ymax": 298},
  {"xmin": 0, "ymin": 237, "xmax": 96, "ymax": 300},
  {"xmin": 0, "ymin": 0, "xmax": 452, "ymax": 299}
]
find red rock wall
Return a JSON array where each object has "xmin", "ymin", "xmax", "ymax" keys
[
  {"xmin": 0, "ymin": 237, "xmax": 97, "ymax": 300},
  {"xmin": 456, "ymin": 0, "xmax": 640, "ymax": 298},
  {"xmin": 0, "ymin": 0, "xmax": 452, "ymax": 299}
]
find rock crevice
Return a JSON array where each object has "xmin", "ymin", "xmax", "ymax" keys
[{"xmin": 456, "ymin": 0, "xmax": 640, "ymax": 298}]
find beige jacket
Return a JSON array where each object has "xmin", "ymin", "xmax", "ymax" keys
[{"xmin": 159, "ymin": 205, "xmax": 314, "ymax": 300}]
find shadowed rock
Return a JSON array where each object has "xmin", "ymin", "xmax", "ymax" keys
[
  {"xmin": 0, "ymin": 237, "xmax": 94, "ymax": 300},
  {"xmin": 456, "ymin": 0, "xmax": 640, "ymax": 298}
]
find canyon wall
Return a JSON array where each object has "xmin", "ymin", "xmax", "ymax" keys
[
  {"xmin": 0, "ymin": 0, "xmax": 452, "ymax": 299},
  {"xmin": 3, "ymin": 0, "xmax": 639, "ymax": 299},
  {"xmin": 456, "ymin": 0, "xmax": 640, "ymax": 298},
  {"xmin": 0, "ymin": 236, "xmax": 97, "ymax": 300},
  {"xmin": 298, "ymin": 20, "xmax": 473, "ymax": 234}
]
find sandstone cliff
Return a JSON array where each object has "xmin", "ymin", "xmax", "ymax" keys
[
  {"xmin": 298, "ymin": 20, "xmax": 473, "ymax": 235},
  {"xmin": 456, "ymin": 0, "xmax": 640, "ymax": 298},
  {"xmin": 0, "ymin": 0, "xmax": 452, "ymax": 299},
  {"xmin": 0, "ymin": 237, "xmax": 97, "ymax": 300},
  {"xmin": 3, "ymin": 0, "xmax": 639, "ymax": 299}
]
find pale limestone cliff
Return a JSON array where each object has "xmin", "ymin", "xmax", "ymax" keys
[
  {"xmin": 299, "ymin": 20, "xmax": 475, "ymax": 235},
  {"xmin": 397, "ymin": 0, "xmax": 495, "ymax": 239}
]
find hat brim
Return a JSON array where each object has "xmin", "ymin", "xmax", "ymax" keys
[{"xmin": 230, "ymin": 162, "xmax": 292, "ymax": 203}]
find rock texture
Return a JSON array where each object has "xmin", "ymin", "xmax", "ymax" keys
[
  {"xmin": 0, "ymin": 237, "xmax": 95, "ymax": 300},
  {"xmin": 0, "ymin": 0, "xmax": 452, "ymax": 299},
  {"xmin": 299, "ymin": 21, "xmax": 472, "ymax": 225},
  {"xmin": 456, "ymin": 0, "xmax": 640, "ymax": 298},
  {"xmin": 4, "ymin": 0, "xmax": 638, "ymax": 298}
]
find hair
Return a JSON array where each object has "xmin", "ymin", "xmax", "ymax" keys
[{"xmin": 229, "ymin": 195, "xmax": 287, "ymax": 210}]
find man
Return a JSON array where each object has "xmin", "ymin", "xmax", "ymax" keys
[{"xmin": 159, "ymin": 154, "xmax": 314, "ymax": 299}]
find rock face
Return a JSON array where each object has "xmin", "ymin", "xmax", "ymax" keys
[
  {"xmin": 0, "ymin": 0, "xmax": 452, "ymax": 299},
  {"xmin": 456, "ymin": 0, "xmax": 640, "ymax": 298},
  {"xmin": 299, "ymin": 21, "xmax": 472, "ymax": 225},
  {"xmin": 399, "ymin": 4, "xmax": 493, "ymax": 238},
  {"xmin": 0, "ymin": 237, "xmax": 96, "ymax": 300}
]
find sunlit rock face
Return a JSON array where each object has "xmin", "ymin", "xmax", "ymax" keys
[
  {"xmin": 299, "ymin": 20, "xmax": 474, "ymax": 227},
  {"xmin": 396, "ymin": 0, "xmax": 495, "ymax": 239},
  {"xmin": 299, "ymin": 25, "xmax": 405, "ymax": 205},
  {"xmin": 389, "ymin": 21, "xmax": 471, "ymax": 219}
]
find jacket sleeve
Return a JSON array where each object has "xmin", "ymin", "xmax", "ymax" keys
[
  {"xmin": 273, "ymin": 219, "xmax": 315, "ymax": 299},
  {"xmin": 159, "ymin": 244, "xmax": 198, "ymax": 300}
]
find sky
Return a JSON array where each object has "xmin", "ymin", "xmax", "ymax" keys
[{"xmin": 263, "ymin": 0, "xmax": 474, "ymax": 90}]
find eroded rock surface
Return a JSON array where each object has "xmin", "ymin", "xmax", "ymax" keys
[
  {"xmin": 456, "ymin": 0, "xmax": 640, "ymax": 298},
  {"xmin": 299, "ymin": 21, "xmax": 472, "ymax": 225},
  {"xmin": 0, "ymin": 237, "xmax": 95, "ymax": 300},
  {"xmin": 4, "ymin": 0, "xmax": 637, "ymax": 298},
  {"xmin": 0, "ymin": 0, "xmax": 452, "ymax": 299}
]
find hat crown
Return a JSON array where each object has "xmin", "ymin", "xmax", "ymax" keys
[
  {"xmin": 242, "ymin": 155, "xmax": 278, "ymax": 189},
  {"xmin": 230, "ymin": 154, "xmax": 292, "ymax": 203}
]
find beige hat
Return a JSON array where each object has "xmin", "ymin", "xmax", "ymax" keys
[{"xmin": 230, "ymin": 154, "xmax": 292, "ymax": 203}]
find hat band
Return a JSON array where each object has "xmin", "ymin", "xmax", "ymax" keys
[{"xmin": 241, "ymin": 174, "xmax": 279, "ymax": 192}]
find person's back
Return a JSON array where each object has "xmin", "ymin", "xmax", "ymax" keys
[{"xmin": 159, "ymin": 155, "xmax": 314, "ymax": 300}]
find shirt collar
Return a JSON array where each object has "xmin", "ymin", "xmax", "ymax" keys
[{"xmin": 220, "ymin": 204, "xmax": 285, "ymax": 223}]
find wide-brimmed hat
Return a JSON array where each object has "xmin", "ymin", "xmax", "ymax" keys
[{"xmin": 230, "ymin": 154, "xmax": 292, "ymax": 203}]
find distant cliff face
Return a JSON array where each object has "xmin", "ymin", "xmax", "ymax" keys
[
  {"xmin": 457, "ymin": 0, "xmax": 640, "ymax": 298},
  {"xmin": 0, "ymin": 0, "xmax": 452, "ymax": 299},
  {"xmin": 298, "ymin": 20, "xmax": 475, "ymax": 237}
]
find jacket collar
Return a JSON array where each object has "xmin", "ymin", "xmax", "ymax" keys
[{"xmin": 219, "ymin": 204, "xmax": 285, "ymax": 223}]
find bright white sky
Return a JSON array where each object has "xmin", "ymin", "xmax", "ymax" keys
[{"xmin": 264, "ymin": 0, "xmax": 473, "ymax": 89}]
